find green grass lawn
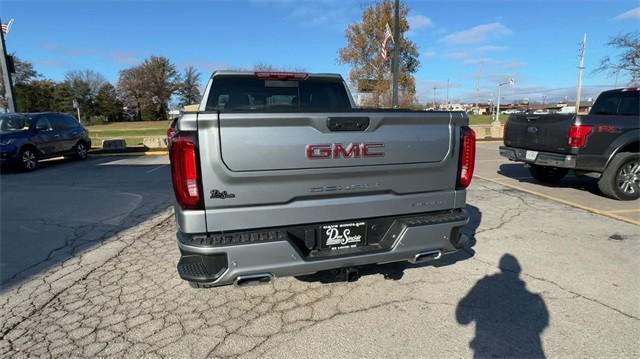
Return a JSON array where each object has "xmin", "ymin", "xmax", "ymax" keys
[
  {"xmin": 468, "ymin": 115, "xmax": 507, "ymax": 125},
  {"xmin": 87, "ymin": 121, "xmax": 169, "ymax": 147},
  {"xmin": 87, "ymin": 118, "xmax": 505, "ymax": 147}
]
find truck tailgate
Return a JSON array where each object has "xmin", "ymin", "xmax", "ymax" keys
[
  {"xmin": 218, "ymin": 112, "xmax": 451, "ymax": 171},
  {"xmin": 504, "ymin": 113, "xmax": 575, "ymax": 153},
  {"xmin": 196, "ymin": 111, "xmax": 464, "ymax": 231}
]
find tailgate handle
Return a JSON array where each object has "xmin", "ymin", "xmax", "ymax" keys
[
  {"xmin": 327, "ymin": 117, "xmax": 370, "ymax": 131},
  {"xmin": 526, "ymin": 116, "xmax": 540, "ymax": 121}
]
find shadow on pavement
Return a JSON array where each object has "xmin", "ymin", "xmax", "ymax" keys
[
  {"xmin": 0, "ymin": 155, "xmax": 173, "ymax": 291},
  {"xmin": 498, "ymin": 163, "xmax": 602, "ymax": 196},
  {"xmin": 456, "ymin": 254, "xmax": 549, "ymax": 359},
  {"xmin": 296, "ymin": 205, "xmax": 481, "ymax": 284}
]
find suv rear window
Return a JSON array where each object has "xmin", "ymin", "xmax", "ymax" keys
[
  {"xmin": 206, "ymin": 76, "xmax": 351, "ymax": 112},
  {"xmin": 590, "ymin": 91, "xmax": 639, "ymax": 116}
]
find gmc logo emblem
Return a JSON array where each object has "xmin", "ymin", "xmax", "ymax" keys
[{"xmin": 306, "ymin": 143, "xmax": 385, "ymax": 159}]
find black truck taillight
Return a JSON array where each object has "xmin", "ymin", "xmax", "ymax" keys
[
  {"xmin": 170, "ymin": 132, "xmax": 202, "ymax": 209},
  {"xmin": 458, "ymin": 126, "xmax": 476, "ymax": 189},
  {"xmin": 568, "ymin": 124, "xmax": 593, "ymax": 149}
]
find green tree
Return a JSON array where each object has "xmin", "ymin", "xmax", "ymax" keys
[
  {"xmin": 52, "ymin": 82, "xmax": 75, "ymax": 115},
  {"xmin": 594, "ymin": 31, "xmax": 640, "ymax": 84},
  {"xmin": 63, "ymin": 69, "xmax": 107, "ymax": 118},
  {"xmin": 338, "ymin": 0, "xmax": 420, "ymax": 108},
  {"xmin": 95, "ymin": 83, "xmax": 122, "ymax": 121},
  {"xmin": 177, "ymin": 66, "xmax": 202, "ymax": 107},
  {"xmin": 15, "ymin": 80, "xmax": 56, "ymax": 112},
  {"xmin": 0, "ymin": 55, "xmax": 40, "ymax": 111}
]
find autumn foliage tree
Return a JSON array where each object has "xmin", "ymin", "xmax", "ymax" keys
[{"xmin": 339, "ymin": 0, "xmax": 420, "ymax": 108}]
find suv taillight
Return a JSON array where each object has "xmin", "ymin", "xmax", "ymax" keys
[
  {"xmin": 568, "ymin": 124, "xmax": 592, "ymax": 149},
  {"xmin": 170, "ymin": 133, "xmax": 202, "ymax": 209},
  {"xmin": 458, "ymin": 126, "xmax": 476, "ymax": 189}
]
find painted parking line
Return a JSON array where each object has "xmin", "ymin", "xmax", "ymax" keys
[
  {"xmin": 476, "ymin": 175, "xmax": 640, "ymax": 226},
  {"xmin": 146, "ymin": 165, "xmax": 167, "ymax": 174},
  {"xmin": 602, "ymin": 208, "xmax": 640, "ymax": 214}
]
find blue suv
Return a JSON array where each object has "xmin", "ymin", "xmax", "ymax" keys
[{"xmin": 0, "ymin": 112, "xmax": 91, "ymax": 171}]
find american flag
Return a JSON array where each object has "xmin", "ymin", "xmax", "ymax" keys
[
  {"xmin": 380, "ymin": 23, "xmax": 394, "ymax": 62},
  {"xmin": 1, "ymin": 19, "xmax": 14, "ymax": 35}
]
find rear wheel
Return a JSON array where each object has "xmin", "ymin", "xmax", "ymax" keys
[
  {"xmin": 598, "ymin": 152, "xmax": 640, "ymax": 201},
  {"xmin": 74, "ymin": 141, "xmax": 88, "ymax": 160},
  {"xmin": 529, "ymin": 165, "xmax": 568, "ymax": 183},
  {"xmin": 19, "ymin": 147, "xmax": 38, "ymax": 172}
]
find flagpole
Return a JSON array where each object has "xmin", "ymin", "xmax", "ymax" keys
[
  {"xmin": 391, "ymin": 0, "xmax": 400, "ymax": 108},
  {"xmin": 0, "ymin": 16, "xmax": 16, "ymax": 112}
]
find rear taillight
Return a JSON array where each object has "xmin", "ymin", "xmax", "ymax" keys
[
  {"xmin": 170, "ymin": 133, "xmax": 202, "ymax": 209},
  {"xmin": 458, "ymin": 126, "xmax": 476, "ymax": 189},
  {"xmin": 568, "ymin": 124, "xmax": 592, "ymax": 148}
]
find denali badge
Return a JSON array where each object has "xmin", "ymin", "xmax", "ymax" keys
[
  {"xmin": 210, "ymin": 190, "xmax": 236, "ymax": 199},
  {"xmin": 306, "ymin": 143, "xmax": 385, "ymax": 159}
]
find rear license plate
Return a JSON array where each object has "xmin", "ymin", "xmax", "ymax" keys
[
  {"xmin": 525, "ymin": 150, "xmax": 538, "ymax": 161},
  {"xmin": 320, "ymin": 221, "xmax": 367, "ymax": 250}
]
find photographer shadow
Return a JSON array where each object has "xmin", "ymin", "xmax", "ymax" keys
[{"xmin": 456, "ymin": 254, "xmax": 549, "ymax": 358}]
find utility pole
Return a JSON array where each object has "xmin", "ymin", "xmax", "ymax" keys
[
  {"xmin": 432, "ymin": 87, "xmax": 437, "ymax": 109},
  {"xmin": 575, "ymin": 33, "xmax": 587, "ymax": 114},
  {"xmin": 474, "ymin": 76, "xmax": 480, "ymax": 115},
  {"xmin": 445, "ymin": 78, "xmax": 450, "ymax": 109},
  {"xmin": 0, "ymin": 17, "xmax": 16, "ymax": 112},
  {"xmin": 391, "ymin": 0, "xmax": 400, "ymax": 108}
]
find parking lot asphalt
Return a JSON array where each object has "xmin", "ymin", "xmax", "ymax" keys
[
  {"xmin": 0, "ymin": 155, "xmax": 173, "ymax": 286},
  {"xmin": 476, "ymin": 142, "xmax": 640, "ymax": 224},
  {"xmin": 0, "ymin": 151, "xmax": 638, "ymax": 358}
]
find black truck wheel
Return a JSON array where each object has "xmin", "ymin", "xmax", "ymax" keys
[
  {"xmin": 598, "ymin": 152, "xmax": 640, "ymax": 201},
  {"xmin": 529, "ymin": 165, "xmax": 568, "ymax": 183}
]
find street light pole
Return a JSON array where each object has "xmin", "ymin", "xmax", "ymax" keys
[
  {"xmin": 494, "ymin": 78, "xmax": 514, "ymax": 124},
  {"xmin": 0, "ymin": 16, "xmax": 16, "ymax": 112},
  {"xmin": 575, "ymin": 33, "xmax": 587, "ymax": 114}
]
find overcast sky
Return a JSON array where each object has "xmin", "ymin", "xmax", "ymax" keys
[{"xmin": 3, "ymin": 0, "xmax": 639, "ymax": 103}]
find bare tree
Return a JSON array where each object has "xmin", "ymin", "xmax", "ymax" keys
[
  {"xmin": 64, "ymin": 69, "xmax": 107, "ymax": 98},
  {"xmin": 594, "ymin": 32, "xmax": 640, "ymax": 84}
]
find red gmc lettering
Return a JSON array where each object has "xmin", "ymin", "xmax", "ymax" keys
[
  {"xmin": 362, "ymin": 143, "xmax": 385, "ymax": 157},
  {"xmin": 306, "ymin": 143, "xmax": 385, "ymax": 159},
  {"xmin": 306, "ymin": 144, "xmax": 332, "ymax": 159},
  {"xmin": 333, "ymin": 143, "xmax": 361, "ymax": 158}
]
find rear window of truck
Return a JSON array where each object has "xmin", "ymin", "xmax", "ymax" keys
[
  {"xmin": 590, "ymin": 91, "xmax": 639, "ymax": 116},
  {"xmin": 205, "ymin": 76, "xmax": 351, "ymax": 112}
]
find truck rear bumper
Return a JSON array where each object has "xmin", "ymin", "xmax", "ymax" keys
[
  {"xmin": 176, "ymin": 209, "xmax": 470, "ymax": 287},
  {"xmin": 500, "ymin": 146, "xmax": 577, "ymax": 168}
]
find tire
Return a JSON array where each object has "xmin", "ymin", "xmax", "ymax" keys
[
  {"xmin": 19, "ymin": 147, "xmax": 38, "ymax": 172},
  {"xmin": 598, "ymin": 152, "xmax": 640, "ymax": 201},
  {"xmin": 529, "ymin": 165, "xmax": 568, "ymax": 183},
  {"xmin": 74, "ymin": 141, "xmax": 88, "ymax": 160}
]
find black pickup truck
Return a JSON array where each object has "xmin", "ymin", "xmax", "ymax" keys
[{"xmin": 500, "ymin": 88, "xmax": 639, "ymax": 200}]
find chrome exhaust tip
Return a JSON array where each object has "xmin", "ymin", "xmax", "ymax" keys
[
  {"xmin": 234, "ymin": 273, "xmax": 273, "ymax": 287},
  {"xmin": 410, "ymin": 250, "xmax": 442, "ymax": 264}
]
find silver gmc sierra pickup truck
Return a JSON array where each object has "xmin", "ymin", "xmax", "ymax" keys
[{"xmin": 169, "ymin": 71, "xmax": 476, "ymax": 288}]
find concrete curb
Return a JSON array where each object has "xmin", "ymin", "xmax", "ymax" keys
[{"xmin": 90, "ymin": 151, "xmax": 168, "ymax": 157}]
